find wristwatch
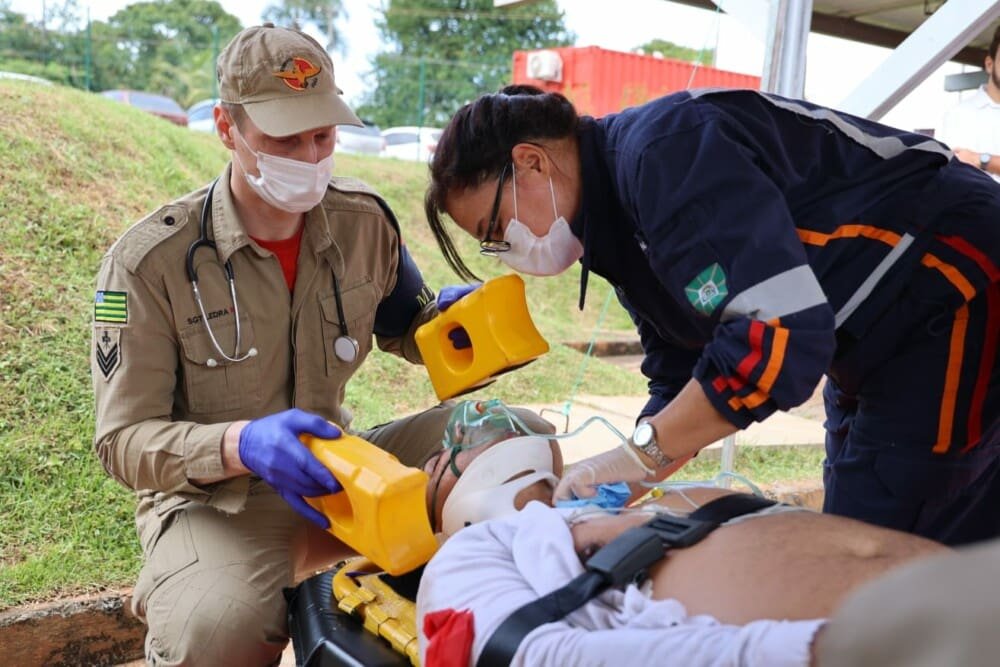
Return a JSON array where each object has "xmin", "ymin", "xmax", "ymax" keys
[
  {"xmin": 630, "ymin": 421, "xmax": 673, "ymax": 468},
  {"xmin": 980, "ymin": 153, "xmax": 991, "ymax": 171}
]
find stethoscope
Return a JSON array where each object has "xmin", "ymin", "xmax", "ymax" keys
[{"xmin": 185, "ymin": 178, "xmax": 359, "ymax": 367}]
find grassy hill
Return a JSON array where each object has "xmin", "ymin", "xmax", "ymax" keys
[{"xmin": 0, "ymin": 81, "xmax": 645, "ymax": 607}]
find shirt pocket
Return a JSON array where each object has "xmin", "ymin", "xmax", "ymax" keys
[
  {"xmin": 178, "ymin": 315, "xmax": 261, "ymax": 415},
  {"xmin": 319, "ymin": 279, "xmax": 377, "ymax": 376}
]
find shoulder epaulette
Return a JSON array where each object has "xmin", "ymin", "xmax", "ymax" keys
[
  {"xmin": 107, "ymin": 203, "xmax": 191, "ymax": 273},
  {"xmin": 326, "ymin": 177, "xmax": 401, "ymax": 234}
]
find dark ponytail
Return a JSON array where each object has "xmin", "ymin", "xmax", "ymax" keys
[{"xmin": 425, "ymin": 85, "xmax": 579, "ymax": 281}]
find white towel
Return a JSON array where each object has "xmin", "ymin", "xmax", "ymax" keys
[{"xmin": 417, "ymin": 501, "xmax": 823, "ymax": 667}]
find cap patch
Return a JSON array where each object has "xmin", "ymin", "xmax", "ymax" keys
[{"xmin": 274, "ymin": 57, "xmax": 321, "ymax": 91}]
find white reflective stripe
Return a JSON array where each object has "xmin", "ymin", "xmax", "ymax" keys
[
  {"xmin": 721, "ymin": 265, "xmax": 827, "ymax": 322},
  {"xmin": 687, "ymin": 89, "xmax": 953, "ymax": 161},
  {"xmin": 835, "ymin": 233, "xmax": 915, "ymax": 327}
]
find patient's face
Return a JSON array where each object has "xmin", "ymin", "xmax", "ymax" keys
[{"xmin": 423, "ymin": 435, "xmax": 564, "ymax": 531}]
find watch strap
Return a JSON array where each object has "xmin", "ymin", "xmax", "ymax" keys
[{"xmin": 631, "ymin": 422, "xmax": 673, "ymax": 468}]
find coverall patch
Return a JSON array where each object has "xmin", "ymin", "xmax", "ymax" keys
[
  {"xmin": 685, "ymin": 263, "xmax": 728, "ymax": 315},
  {"xmin": 95, "ymin": 290, "xmax": 127, "ymax": 323},
  {"xmin": 95, "ymin": 327, "xmax": 121, "ymax": 380}
]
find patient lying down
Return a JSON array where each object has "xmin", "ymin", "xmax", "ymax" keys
[{"xmin": 417, "ymin": 434, "xmax": 946, "ymax": 666}]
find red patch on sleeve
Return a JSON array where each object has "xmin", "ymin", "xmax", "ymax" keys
[{"xmin": 424, "ymin": 608, "xmax": 475, "ymax": 667}]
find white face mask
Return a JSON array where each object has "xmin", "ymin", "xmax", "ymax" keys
[
  {"xmin": 233, "ymin": 129, "xmax": 332, "ymax": 213},
  {"xmin": 498, "ymin": 169, "xmax": 583, "ymax": 276}
]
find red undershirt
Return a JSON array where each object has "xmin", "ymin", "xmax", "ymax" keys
[{"xmin": 251, "ymin": 224, "xmax": 304, "ymax": 293}]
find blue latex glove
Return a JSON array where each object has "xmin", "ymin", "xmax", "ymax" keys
[
  {"xmin": 554, "ymin": 482, "xmax": 632, "ymax": 510},
  {"xmin": 436, "ymin": 283, "xmax": 481, "ymax": 311},
  {"xmin": 436, "ymin": 284, "xmax": 481, "ymax": 350},
  {"xmin": 238, "ymin": 408, "xmax": 343, "ymax": 529}
]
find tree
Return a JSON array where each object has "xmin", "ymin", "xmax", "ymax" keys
[
  {"xmin": 99, "ymin": 0, "xmax": 242, "ymax": 105},
  {"xmin": 634, "ymin": 38, "xmax": 714, "ymax": 66},
  {"xmin": 263, "ymin": 0, "xmax": 345, "ymax": 53},
  {"xmin": 355, "ymin": 0, "xmax": 574, "ymax": 129}
]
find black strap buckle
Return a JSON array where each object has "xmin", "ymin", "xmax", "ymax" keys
[
  {"xmin": 585, "ymin": 514, "xmax": 718, "ymax": 588},
  {"xmin": 647, "ymin": 514, "xmax": 719, "ymax": 548}
]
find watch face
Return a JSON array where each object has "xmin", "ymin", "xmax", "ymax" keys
[
  {"xmin": 981, "ymin": 153, "xmax": 991, "ymax": 165},
  {"xmin": 633, "ymin": 421, "xmax": 654, "ymax": 447}
]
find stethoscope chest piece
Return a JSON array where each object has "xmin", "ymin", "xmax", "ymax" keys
[{"xmin": 334, "ymin": 335, "xmax": 359, "ymax": 364}]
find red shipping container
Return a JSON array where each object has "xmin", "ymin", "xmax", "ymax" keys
[{"xmin": 512, "ymin": 46, "xmax": 761, "ymax": 117}]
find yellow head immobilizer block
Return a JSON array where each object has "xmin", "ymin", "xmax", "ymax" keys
[
  {"xmin": 415, "ymin": 274, "xmax": 549, "ymax": 400},
  {"xmin": 302, "ymin": 433, "xmax": 438, "ymax": 575}
]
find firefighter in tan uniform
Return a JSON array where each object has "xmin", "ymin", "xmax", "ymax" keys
[{"xmin": 91, "ymin": 24, "xmax": 550, "ymax": 666}]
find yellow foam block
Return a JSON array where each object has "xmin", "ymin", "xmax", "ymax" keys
[
  {"xmin": 303, "ymin": 433, "xmax": 438, "ymax": 575},
  {"xmin": 415, "ymin": 274, "xmax": 549, "ymax": 400}
]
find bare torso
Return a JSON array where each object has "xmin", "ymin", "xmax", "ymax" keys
[{"xmin": 569, "ymin": 487, "xmax": 947, "ymax": 624}]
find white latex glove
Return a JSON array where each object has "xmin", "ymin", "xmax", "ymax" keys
[{"xmin": 553, "ymin": 444, "xmax": 655, "ymax": 502}]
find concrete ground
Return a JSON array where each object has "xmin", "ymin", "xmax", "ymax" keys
[{"xmin": 526, "ymin": 389, "xmax": 827, "ymax": 465}]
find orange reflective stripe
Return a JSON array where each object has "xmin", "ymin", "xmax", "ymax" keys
[
  {"xmin": 797, "ymin": 224, "xmax": 903, "ymax": 248},
  {"xmin": 724, "ymin": 324, "xmax": 789, "ymax": 413},
  {"xmin": 758, "ymin": 326, "xmax": 789, "ymax": 394},
  {"xmin": 921, "ymin": 253, "xmax": 977, "ymax": 302},
  {"xmin": 933, "ymin": 304, "xmax": 970, "ymax": 454}
]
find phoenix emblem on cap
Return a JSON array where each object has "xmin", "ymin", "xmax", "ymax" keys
[{"xmin": 274, "ymin": 57, "xmax": 321, "ymax": 91}]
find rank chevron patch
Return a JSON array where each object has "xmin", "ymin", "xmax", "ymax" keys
[{"xmin": 95, "ymin": 327, "xmax": 121, "ymax": 380}]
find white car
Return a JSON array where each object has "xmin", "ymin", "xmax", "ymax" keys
[
  {"xmin": 187, "ymin": 98, "xmax": 219, "ymax": 133},
  {"xmin": 380, "ymin": 126, "xmax": 443, "ymax": 162},
  {"xmin": 335, "ymin": 122, "xmax": 385, "ymax": 156}
]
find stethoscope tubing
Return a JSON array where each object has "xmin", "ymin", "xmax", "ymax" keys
[{"xmin": 186, "ymin": 178, "xmax": 358, "ymax": 366}]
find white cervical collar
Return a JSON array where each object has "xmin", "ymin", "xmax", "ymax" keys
[{"xmin": 440, "ymin": 435, "xmax": 558, "ymax": 538}]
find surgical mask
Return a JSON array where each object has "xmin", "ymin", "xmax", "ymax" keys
[
  {"xmin": 498, "ymin": 170, "xmax": 583, "ymax": 276},
  {"xmin": 232, "ymin": 129, "xmax": 332, "ymax": 213}
]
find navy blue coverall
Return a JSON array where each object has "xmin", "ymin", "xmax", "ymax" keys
[{"xmin": 570, "ymin": 89, "xmax": 999, "ymax": 545}]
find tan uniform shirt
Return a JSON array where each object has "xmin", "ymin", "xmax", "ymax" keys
[{"xmin": 91, "ymin": 165, "xmax": 436, "ymax": 517}]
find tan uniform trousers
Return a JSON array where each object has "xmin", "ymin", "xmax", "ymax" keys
[{"xmin": 131, "ymin": 403, "xmax": 553, "ymax": 667}]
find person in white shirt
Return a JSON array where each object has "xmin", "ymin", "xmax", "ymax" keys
[
  {"xmin": 939, "ymin": 24, "xmax": 1000, "ymax": 183},
  {"xmin": 418, "ymin": 444, "xmax": 947, "ymax": 667}
]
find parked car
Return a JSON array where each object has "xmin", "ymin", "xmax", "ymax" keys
[
  {"xmin": 101, "ymin": 89, "xmax": 187, "ymax": 127},
  {"xmin": 380, "ymin": 126, "xmax": 443, "ymax": 162},
  {"xmin": 335, "ymin": 121, "xmax": 385, "ymax": 155},
  {"xmin": 187, "ymin": 98, "xmax": 220, "ymax": 133}
]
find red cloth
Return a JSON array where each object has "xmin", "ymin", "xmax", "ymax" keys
[
  {"xmin": 424, "ymin": 608, "xmax": 475, "ymax": 667},
  {"xmin": 251, "ymin": 224, "xmax": 304, "ymax": 292}
]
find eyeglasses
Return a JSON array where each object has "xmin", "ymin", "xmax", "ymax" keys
[{"xmin": 479, "ymin": 163, "xmax": 512, "ymax": 256}]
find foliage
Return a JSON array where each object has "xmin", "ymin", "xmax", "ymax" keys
[
  {"xmin": 96, "ymin": 0, "xmax": 243, "ymax": 106},
  {"xmin": 0, "ymin": 0, "xmax": 242, "ymax": 106},
  {"xmin": 263, "ymin": 0, "xmax": 344, "ymax": 53},
  {"xmin": 634, "ymin": 38, "xmax": 714, "ymax": 65},
  {"xmin": 355, "ymin": 0, "xmax": 574, "ymax": 129}
]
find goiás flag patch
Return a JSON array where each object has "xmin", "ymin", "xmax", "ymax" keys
[{"xmin": 95, "ymin": 290, "xmax": 127, "ymax": 323}]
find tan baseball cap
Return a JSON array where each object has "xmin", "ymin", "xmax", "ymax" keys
[{"xmin": 217, "ymin": 23, "xmax": 362, "ymax": 137}]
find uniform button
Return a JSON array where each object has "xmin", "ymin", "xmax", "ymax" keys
[{"xmin": 164, "ymin": 215, "xmax": 175, "ymax": 226}]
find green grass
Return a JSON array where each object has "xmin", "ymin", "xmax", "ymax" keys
[{"xmin": 673, "ymin": 446, "xmax": 827, "ymax": 487}]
